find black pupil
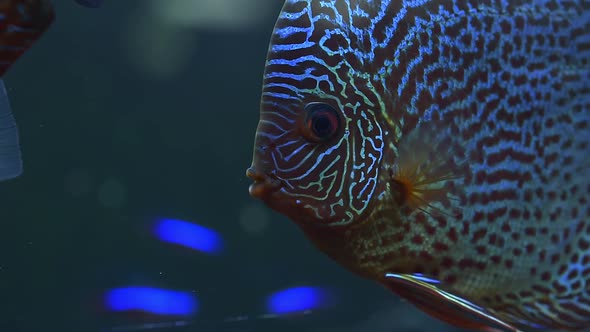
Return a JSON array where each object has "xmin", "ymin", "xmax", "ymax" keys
[
  {"xmin": 312, "ymin": 112, "xmax": 333, "ymax": 138},
  {"xmin": 304, "ymin": 102, "xmax": 340, "ymax": 141}
]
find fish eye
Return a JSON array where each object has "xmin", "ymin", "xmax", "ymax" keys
[{"xmin": 303, "ymin": 102, "xmax": 341, "ymax": 142}]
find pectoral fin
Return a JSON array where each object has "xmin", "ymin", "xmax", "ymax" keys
[
  {"xmin": 383, "ymin": 273, "xmax": 521, "ymax": 332},
  {"xmin": 389, "ymin": 111, "xmax": 473, "ymax": 220}
]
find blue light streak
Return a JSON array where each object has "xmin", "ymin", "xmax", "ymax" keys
[
  {"xmin": 106, "ymin": 287, "xmax": 198, "ymax": 316},
  {"xmin": 154, "ymin": 218, "xmax": 223, "ymax": 254},
  {"xmin": 266, "ymin": 286, "xmax": 327, "ymax": 314},
  {"xmin": 410, "ymin": 273, "xmax": 441, "ymax": 284}
]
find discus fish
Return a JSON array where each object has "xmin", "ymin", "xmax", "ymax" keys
[
  {"xmin": 0, "ymin": 0, "xmax": 53, "ymax": 181},
  {"xmin": 246, "ymin": 0, "xmax": 590, "ymax": 331}
]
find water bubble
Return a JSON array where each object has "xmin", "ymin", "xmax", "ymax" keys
[
  {"xmin": 123, "ymin": 10, "xmax": 197, "ymax": 79},
  {"xmin": 64, "ymin": 168, "xmax": 93, "ymax": 196},
  {"xmin": 150, "ymin": 0, "xmax": 273, "ymax": 29},
  {"xmin": 97, "ymin": 178, "xmax": 127, "ymax": 209},
  {"xmin": 239, "ymin": 203, "xmax": 270, "ymax": 235}
]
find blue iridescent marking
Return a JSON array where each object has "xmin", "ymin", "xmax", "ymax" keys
[
  {"xmin": 154, "ymin": 218, "xmax": 223, "ymax": 254},
  {"xmin": 106, "ymin": 287, "xmax": 198, "ymax": 316},
  {"xmin": 410, "ymin": 273, "xmax": 441, "ymax": 284},
  {"xmin": 253, "ymin": 0, "xmax": 590, "ymax": 329}
]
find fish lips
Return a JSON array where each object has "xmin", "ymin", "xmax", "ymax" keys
[
  {"xmin": 246, "ymin": 166, "xmax": 282, "ymax": 200},
  {"xmin": 246, "ymin": 167, "xmax": 336, "ymax": 225},
  {"xmin": 246, "ymin": 166, "xmax": 313, "ymax": 223}
]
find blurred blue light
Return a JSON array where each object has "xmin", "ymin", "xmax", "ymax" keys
[
  {"xmin": 154, "ymin": 218, "xmax": 223, "ymax": 254},
  {"xmin": 106, "ymin": 287, "xmax": 198, "ymax": 316},
  {"xmin": 266, "ymin": 287, "xmax": 327, "ymax": 314}
]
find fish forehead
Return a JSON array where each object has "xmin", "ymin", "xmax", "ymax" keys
[
  {"xmin": 257, "ymin": 0, "xmax": 396, "ymax": 225},
  {"xmin": 259, "ymin": 0, "xmax": 590, "ymax": 329},
  {"xmin": 261, "ymin": 0, "xmax": 590, "ymax": 148}
]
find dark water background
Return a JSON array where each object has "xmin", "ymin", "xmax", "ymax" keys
[{"xmin": 0, "ymin": 1, "xmax": 492, "ymax": 331}]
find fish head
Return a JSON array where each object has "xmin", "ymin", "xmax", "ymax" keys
[{"xmin": 247, "ymin": 0, "xmax": 389, "ymax": 227}]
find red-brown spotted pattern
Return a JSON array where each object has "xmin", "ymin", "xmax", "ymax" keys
[{"xmin": 0, "ymin": 0, "xmax": 54, "ymax": 76}]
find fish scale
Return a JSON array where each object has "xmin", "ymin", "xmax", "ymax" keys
[{"xmin": 249, "ymin": 0, "xmax": 590, "ymax": 330}]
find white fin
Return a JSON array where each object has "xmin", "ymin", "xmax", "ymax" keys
[
  {"xmin": 384, "ymin": 273, "xmax": 524, "ymax": 332},
  {"xmin": 0, "ymin": 80, "xmax": 22, "ymax": 181}
]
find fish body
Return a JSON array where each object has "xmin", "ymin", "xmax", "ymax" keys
[
  {"xmin": 0, "ymin": 0, "xmax": 53, "ymax": 181},
  {"xmin": 247, "ymin": 0, "xmax": 590, "ymax": 330},
  {"xmin": 0, "ymin": 0, "xmax": 54, "ymax": 76}
]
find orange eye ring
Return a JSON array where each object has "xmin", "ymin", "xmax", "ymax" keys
[{"xmin": 302, "ymin": 102, "xmax": 342, "ymax": 142}]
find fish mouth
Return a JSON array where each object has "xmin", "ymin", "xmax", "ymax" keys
[{"xmin": 246, "ymin": 166, "xmax": 282, "ymax": 199}]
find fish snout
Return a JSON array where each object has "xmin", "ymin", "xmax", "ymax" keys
[
  {"xmin": 246, "ymin": 165, "xmax": 281, "ymax": 199},
  {"xmin": 247, "ymin": 120, "xmax": 283, "ymax": 198}
]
